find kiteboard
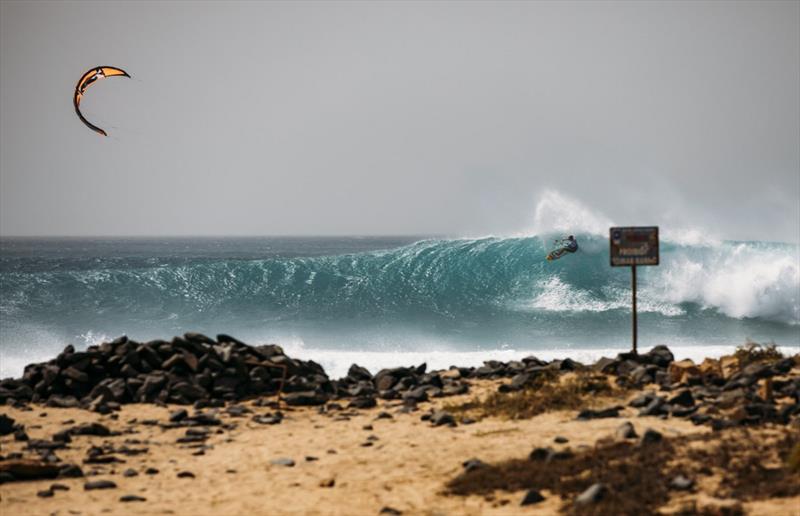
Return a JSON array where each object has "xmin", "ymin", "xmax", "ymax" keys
[{"xmin": 546, "ymin": 249, "xmax": 565, "ymax": 261}]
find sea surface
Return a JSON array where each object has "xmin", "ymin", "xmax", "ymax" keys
[{"xmin": 1, "ymin": 234, "xmax": 798, "ymax": 379}]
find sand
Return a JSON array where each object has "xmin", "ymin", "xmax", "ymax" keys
[{"xmin": 1, "ymin": 379, "xmax": 798, "ymax": 515}]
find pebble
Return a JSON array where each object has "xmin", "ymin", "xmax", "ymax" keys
[
  {"xmin": 144, "ymin": 467, "xmax": 159, "ymax": 475},
  {"xmin": 177, "ymin": 471, "xmax": 195, "ymax": 478},
  {"xmin": 122, "ymin": 468, "xmax": 138, "ymax": 477},
  {"xmin": 554, "ymin": 436, "xmax": 569, "ymax": 443},
  {"xmin": 37, "ymin": 489, "xmax": 54, "ymax": 498},
  {"xmin": 462, "ymin": 458, "xmax": 487, "ymax": 472},
  {"xmin": 50, "ymin": 483, "xmax": 70, "ymax": 491},
  {"xmin": 615, "ymin": 421, "xmax": 638, "ymax": 440},
  {"xmin": 430, "ymin": 411, "xmax": 456, "ymax": 427},
  {"xmin": 520, "ymin": 489, "xmax": 545, "ymax": 505},
  {"xmin": 319, "ymin": 477, "xmax": 335, "ymax": 487},
  {"xmin": 670, "ymin": 474, "xmax": 694, "ymax": 491},
  {"xmin": 379, "ymin": 507, "xmax": 402, "ymax": 515},
  {"xmin": 84, "ymin": 480, "xmax": 117, "ymax": 490},
  {"xmin": 575, "ymin": 483, "xmax": 607, "ymax": 505},
  {"xmin": 639, "ymin": 428, "xmax": 663, "ymax": 446},
  {"xmin": 270, "ymin": 458, "xmax": 295, "ymax": 467},
  {"xmin": 119, "ymin": 495, "xmax": 147, "ymax": 502}
]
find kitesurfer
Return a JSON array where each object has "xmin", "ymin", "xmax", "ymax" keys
[{"xmin": 546, "ymin": 235, "xmax": 579, "ymax": 261}]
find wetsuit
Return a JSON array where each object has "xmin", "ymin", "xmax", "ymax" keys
[{"xmin": 549, "ymin": 238, "xmax": 578, "ymax": 260}]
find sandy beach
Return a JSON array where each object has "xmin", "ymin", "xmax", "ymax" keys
[{"xmin": 1, "ymin": 338, "xmax": 798, "ymax": 515}]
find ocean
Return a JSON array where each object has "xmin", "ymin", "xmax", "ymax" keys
[{"xmin": 1, "ymin": 234, "xmax": 798, "ymax": 379}]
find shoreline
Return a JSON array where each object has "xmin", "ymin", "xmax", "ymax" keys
[
  {"xmin": 3, "ymin": 341, "xmax": 798, "ymax": 384},
  {"xmin": 1, "ymin": 334, "xmax": 798, "ymax": 514}
]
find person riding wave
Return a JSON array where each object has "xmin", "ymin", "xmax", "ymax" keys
[{"xmin": 548, "ymin": 235, "xmax": 579, "ymax": 260}]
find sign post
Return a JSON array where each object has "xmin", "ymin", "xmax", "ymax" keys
[{"xmin": 610, "ymin": 226, "xmax": 659, "ymax": 354}]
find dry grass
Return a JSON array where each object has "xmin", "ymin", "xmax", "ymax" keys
[
  {"xmin": 445, "ymin": 428, "xmax": 800, "ymax": 515},
  {"xmin": 446, "ymin": 438, "xmax": 675, "ymax": 515},
  {"xmin": 444, "ymin": 370, "xmax": 622, "ymax": 421},
  {"xmin": 684, "ymin": 429, "xmax": 800, "ymax": 501},
  {"xmin": 788, "ymin": 442, "xmax": 800, "ymax": 474},
  {"xmin": 733, "ymin": 339, "xmax": 783, "ymax": 368}
]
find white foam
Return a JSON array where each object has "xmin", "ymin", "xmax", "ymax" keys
[
  {"xmin": 527, "ymin": 189, "xmax": 615, "ymax": 237},
  {"xmin": 652, "ymin": 243, "xmax": 800, "ymax": 324},
  {"xmin": 523, "ymin": 277, "xmax": 684, "ymax": 316}
]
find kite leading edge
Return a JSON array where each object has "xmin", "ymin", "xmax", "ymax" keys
[{"xmin": 73, "ymin": 66, "xmax": 130, "ymax": 136}]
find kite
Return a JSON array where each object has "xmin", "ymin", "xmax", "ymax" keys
[{"xmin": 73, "ymin": 66, "xmax": 130, "ymax": 136}]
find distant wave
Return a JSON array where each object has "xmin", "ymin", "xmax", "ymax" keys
[{"xmin": 1, "ymin": 234, "xmax": 797, "ymax": 326}]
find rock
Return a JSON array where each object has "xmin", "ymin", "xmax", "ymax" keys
[
  {"xmin": 668, "ymin": 390, "xmax": 695, "ymax": 407},
  {"xmin": 145, "ymin": 467, "xmax": 159, "ymax": 475},
  {"xmin": 402, "ymin": 386, "xmax": 429, "ymax": 403},
  {"xmin": 270, "ymin": 458, "xmax": 295, "ymax": 467},
  {"xmin": 430, "ymin": 410, "xmax": 455, "ymax": 427},
  {"xmin": 577, "ymin": 407, "xmax": 620, "ymax": 420},
  {"xmin": 554, "ymin": 436, "xmax": 569, "ymax": 443},
  {"xmin": 440, "ymin": 368, "xmax": 461, "ymax": 380},
  {"xmin": 347, "ymin": 364, "xmax": 373, "ymax": 382},
  {"xmin": 629, "ymin": 392, "xmax": 655, "ymax": 408},
  {"xmin": 644, "ymin": 345, "xmax": 674, "ymax": 367},
  {"xmin": 698, "ymin": 358, "xmax": 722, "ymax": 377},
  {"xmin": 37, "ymin": 489, "xmax": 54, "ymax": 497},
  {"xmin": 71, "ymin": 422, "xmax": 111, "ymax": 436},
  {"xmin": 520, "ymin": 489, "xmax": 545, "ymax": 505},
  {"xmin": 319, "ymin": 477, "xmax": 335, "ymax": 487},
  {"xmin": 379, "ymin": 507, "xmax": 402, "ymax": 515},
  {"xmin": 120, "ymin": 494, "xmax": 147, "ymax": 502},
  {"xmin": 529, "ymin": 447, "xmax": 551, "ymax": 461},
  {"xmin": 638, "ymin": 428, "xmax": 663, "ymax": 446},
  {"xmin": 122, "ymin": 468, "xmax": 138, "ymax": 477},
  {"xmin": 616, "ymin": 421, "xmax": 637, "ymax": 439},
  {"xmin": 0, "ymin": 459, "xmax": 61, "ymax": 481},
  {"xmin": 284, "ymin": 391, "xmax": 329, "ymax": 406},
  {"xmin": 169, "ymin": 409, "xmax": 188, "ymax": 422},
  {"xmin": 177, "ymin": 471, "xmax": 195, "ymax": 478},
  {"xmin": 58, "ymin": 464, "xmax": 84, "ymax": 478},
  {"xmin": 62, "ymin": 366, "xmax": 89, "ymax": 383},
  {"xmin": 593, "ymin": 357, "xmax": 619, "ymax": 374},
  {"xmin": 639, "ymin": 397, "xmax": 667, "ymax": 417},
  {"xmin": 84, "ymin": 479, "xmax": 117, "ymax": 490},
  {"xmin": 668, "ymin": 359, "xmax": 700, "ymax": 383},
  {"xmin": 50, "ymin": 483, "xmax": 69, "ymax": 491},
  {"xmin": 462, "ymin": 458, "xmax": 487, "ymax": 472},
  {"xmin": 0, "ymin": 414, "xmax": 15, "ymax": 435},
  {"xmin": 575, "ymin": 483, "xmax": 607, "ymax": 505},
  {"xmin": 252, "ymin": 414, "xmax": 283, "ymax": 425},
  {"xmin": 670, "ymin": 474, "xmax": 694, "ymax": 490},
  {"xmin": 348, "ymin": 397, "xmax": 377, "ymax": 409}
]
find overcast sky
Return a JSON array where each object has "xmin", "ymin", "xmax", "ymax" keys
[{"xmin": 1, "ymin": 1, "xmax": 798, "ymax": 241}]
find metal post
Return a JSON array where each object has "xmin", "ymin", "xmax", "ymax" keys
[{"xmin": 631, "ymin": 265, "xmax": 638, "ymax": 354}]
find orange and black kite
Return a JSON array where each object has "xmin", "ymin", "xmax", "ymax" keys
[{"xmin": 73, "ymin": 66, "xmax": 130, "ymax": 136}]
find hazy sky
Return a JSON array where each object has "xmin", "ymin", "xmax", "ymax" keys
[{"xmin": 1, "ymin": 1, "xmax": 798, "ymax": 241}]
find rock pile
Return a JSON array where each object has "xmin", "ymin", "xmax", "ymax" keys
[
  {"xmin": 595, "ymin": 345, "xmax": 800, "ymax": 428},
  {"xmin": 0, "ymin": 334, "xmax": 326, "ymax": 410},
  {"xmin": 0, "ymin": 333, "xmax": 471, "ymax": 411},
  {"xmin": 1, "ymin": 335, "xmax": 797, "ymax": 432}
]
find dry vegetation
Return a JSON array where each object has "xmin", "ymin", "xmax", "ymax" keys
[
  {"xmin": 444, "ymin": 370, "xmax": 623, "ymax": 421},
  {"xmin": 445, "ymin": 428, "xmax": 800, "ymax": 515},
  {"xmin": 733, "ymin": 340, "xmax": 784, "ymax": 367}
]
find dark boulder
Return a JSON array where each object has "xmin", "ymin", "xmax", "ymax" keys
[{"xmin": 284, "ymin": 391, "xmax": 328, "ymax": 406}]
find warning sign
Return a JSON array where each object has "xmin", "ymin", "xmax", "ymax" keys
[{"xmin": 610, "ymin": 226, "xmax": 659, "ymax": 266}]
